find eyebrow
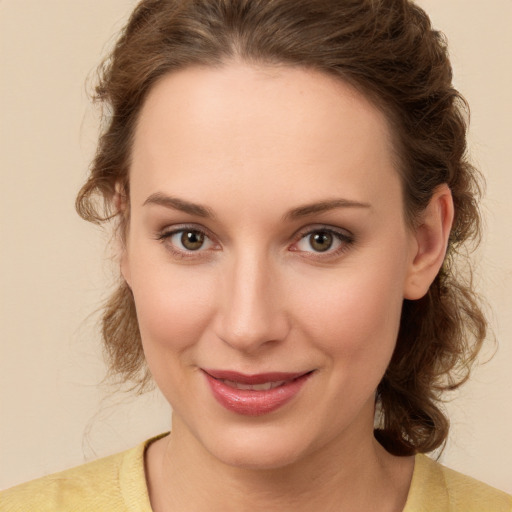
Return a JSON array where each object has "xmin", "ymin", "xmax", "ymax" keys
[
  {"xmin": 283, "ymin": 199, "xmax": 372, "ymax": 220},
  {"xmin": 143, "ymin": 193, "xmax": 215, "ymax": 218},
  {"xmin": 143, "ymin": 193, "xmax": 371, "ymax": 221}
]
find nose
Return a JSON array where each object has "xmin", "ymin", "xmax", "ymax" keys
[{"xmin": 214, "ymin": 249, "xmax": 290, "ymax": 353}]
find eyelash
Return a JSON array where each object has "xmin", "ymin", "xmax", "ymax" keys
[
  {"xmin": 291, "ymin": 226, "xmax": 354, "ymax": 259},
  {"xmin": 156, "ymin": 225, "xmax": 217, "ymax": 260},
  {"xmin": 155, "ymin": 224, "xmax": 355, "ymax": 260}
]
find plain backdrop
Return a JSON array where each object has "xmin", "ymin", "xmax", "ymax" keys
[{"xmin": 1, "ymin": 0, "xmax": 511, "ymax": 493}]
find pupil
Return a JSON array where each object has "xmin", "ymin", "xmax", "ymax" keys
[
  {"xmin": 311, "ymin": 232, "xmax": 333, "ymax": 252},
  {"xmin": 181, "ymin": 231, "xmax": 204, "ymax": 250}
]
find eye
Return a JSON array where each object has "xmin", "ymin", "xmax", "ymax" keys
[
  {"xmin": 302, "ymin": 231, "xmax": 335, "ymax": 252},
  {"xmin": 293, "ymin": 227, "xmax": 353, "ymax": 255},
  {"xmin": 175, "ymin": 230, "xmax": 207, "ymax": 251},
  {"xmin": 157, "ymin": 226, "xmax": 217, "ymax": 255}
]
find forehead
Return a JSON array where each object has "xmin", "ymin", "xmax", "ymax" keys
[{"xmin": 130, "ymin": 63, "xmax": 400, "ymax": 212}]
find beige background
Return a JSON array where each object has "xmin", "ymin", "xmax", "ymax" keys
[{"xmin": 1, "ymin": 0, "xmax": 511, "ymax": 493}]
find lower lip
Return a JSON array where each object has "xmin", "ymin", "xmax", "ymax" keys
[{"xmin": 203, "ymin": 372, "xmax": 312, "ymax": 416}]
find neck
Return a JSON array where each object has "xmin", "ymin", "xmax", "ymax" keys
[{"xmin": 145, "ymin": 416, "xmax": 414, "ymax": 512}]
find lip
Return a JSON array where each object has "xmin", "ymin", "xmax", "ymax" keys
[{"xmin": 202, "ymin": 369, "xmax": 313, "ymax": 416}]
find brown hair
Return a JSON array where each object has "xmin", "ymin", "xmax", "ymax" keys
[{"xmin": 77, "ymin": 0, "xmax": 486, "ymax": 456}]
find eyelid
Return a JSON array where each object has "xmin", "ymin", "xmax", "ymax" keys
[
  {"xmin": 289, "ymin": 224, "xmax": 354, "ymax": 257},
  {"xmin": 292, "ymin": 224, "xmax": 353, "ymax": 241},
  {"xmin": 156, "ymin": 223, "xmax": 220, "ymax": 258},
  {"xmin": 155, "ymin": 222, "xmax": 354, "ymax": 260}
]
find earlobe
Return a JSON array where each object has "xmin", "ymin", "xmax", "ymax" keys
[
  {"xmin": 404, "ymin": 184, "xmax": 454, "ymax": 300},
  {"xmin": 120, "ymin": 248, "xmax": 132, "ymax": 289},
  {"xmin": 119, "ymin": 230, "xmax": 132, "ymax": 289}
]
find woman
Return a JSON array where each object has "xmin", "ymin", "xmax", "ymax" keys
[{"xmin": 2, "ymin": 0, "xmax": 511, "ymax": 510}]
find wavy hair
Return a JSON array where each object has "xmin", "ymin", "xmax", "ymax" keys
[{"xmin": 76, "ymin": 0, "xmax": 486, "ymax": 456}]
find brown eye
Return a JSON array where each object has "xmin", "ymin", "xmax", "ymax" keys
[
  {"xmin": 309, "ymin": 231, "xmax": 333, "ymax": 252},
  {"xmin": 293, "ymin": 227, "xmax": 353, "ymax": 256},
  {"xmin": 180, "ymin": 230, "xmax": 205, "ymax": 251},
  {"xmin": 159, "ymin": 227, "xmax": 217, "ymax": 256}
]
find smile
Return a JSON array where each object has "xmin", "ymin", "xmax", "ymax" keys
[
  {"xmin": 219, "ymin": 379, "xmax": 287, "ymax": 391},
  {"xmin": 202, "ymin": 370, "xmax": 314, "ymax": 416}
]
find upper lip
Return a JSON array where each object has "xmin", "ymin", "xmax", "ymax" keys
[{"xmin": 202, "ymin": 369, "xmax": 312, "ymax": 384}]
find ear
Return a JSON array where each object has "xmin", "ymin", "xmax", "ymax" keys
[
  {"xmin": 113, "ymin": 181, "xmax": 128, "ymax": 215},
  {"xmin": 120, "ymin": 240, "xmax": 132, "ymax": 289},
  {"xmin": 404, "ymin": 184, "xmax": 454, "ymax": 300},
  {"xmin": 113, "ymin": 182, "xmax": 132, "ymax": 288}
]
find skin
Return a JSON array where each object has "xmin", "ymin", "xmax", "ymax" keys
[{"xmin": 120, "ymin": 63, "xmax": 453, "ymax": 511}]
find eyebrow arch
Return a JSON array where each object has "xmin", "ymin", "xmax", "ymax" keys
[
  {"xmin": 143, "ymin": 193, "xmax": 215, "ymax": 218},
  {"xmin": 284, "ymin": 199, "xmax": 372, "ymax": 220}
]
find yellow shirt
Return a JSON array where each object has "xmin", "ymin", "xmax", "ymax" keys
[{"xmin": 1, "ymin": 435, "xmax": 511, "ymax": 511}]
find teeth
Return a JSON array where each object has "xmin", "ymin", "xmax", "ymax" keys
[{"xmin": 221, "ymin": 379, "xmax": 287, "ymax": 391}]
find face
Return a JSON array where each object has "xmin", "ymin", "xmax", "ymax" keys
[{"xmin": 122, "ymin": 63, "xmax": 418, "ymax": 469}]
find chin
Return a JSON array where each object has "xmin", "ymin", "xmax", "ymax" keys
[
  {"xmin": 197, "ymin": 422, "xmax": 317, "ymax": 471},
  {"xmin": 211, "ymin": 441, "xmax": 304, "ymax": 471}
]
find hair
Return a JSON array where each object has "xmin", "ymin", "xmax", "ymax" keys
[{"xmin": 76, "ymin": 0, "xmax": 486, "ymax": 456}]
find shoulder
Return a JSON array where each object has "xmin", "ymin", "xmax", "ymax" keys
[
  {"xmin": 1, "ymin": 451, "xmax": 126, "ymax": 511},
  {"xmin": 404, "ymin": 453, "xmax": 512, "ymax": 512},
  {"xmin": 0, "ymin": 435, "xmax": 165, "ymax": 512}
]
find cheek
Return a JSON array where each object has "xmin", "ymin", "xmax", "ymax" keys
[
  {"xmin": 129, "ymin": 260, "xmax": 216, "ymax": 354},
  {"xmin": 129, "ymin": 262, "xmax": 219, "ymax": 401},
  {"xmin": 289, "ymin": 257, "xmax": 406, "ymax": 366}
]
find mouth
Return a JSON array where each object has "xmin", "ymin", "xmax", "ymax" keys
[
  {"xmin": 202, "ymin": 369, "xmax": 314, "ymax": 416},
  {"xmin": 218, "ymin": 380, "xmax": 289, "ymax": 391}
]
